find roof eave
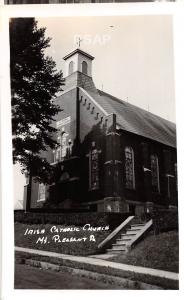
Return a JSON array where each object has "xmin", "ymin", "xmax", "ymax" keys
[{"xmin": 63, "ymin": 48, "xmax": 95, "ymax": 61}]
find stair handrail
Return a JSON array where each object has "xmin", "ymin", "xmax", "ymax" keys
[
  {"xmin": 127, "ymin": 219, "xmax": 153, "ymax": 251},
  {"xmin": 98, "ymin": 215, "xmax": 135, "ymax": 249}
]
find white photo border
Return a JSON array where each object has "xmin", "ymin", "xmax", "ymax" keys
[{"xmin": 1, "ymin": 2, "xmax": 184, "ymax": 299}]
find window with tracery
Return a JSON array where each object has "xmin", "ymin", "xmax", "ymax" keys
[
  {"xmin": 53, "ymin": 130, "xmax": 71, "ymax": 163},
  {"xmin": 89, "ymin": 142, "xmax": 99, "ymax": 190},
  {"xmin": 125, "ymin": 146, "xmax": 135, "ymax": 189},
  {"xmin": 151, "ymin": 154, "xmax": 160, "ymax": 192}
]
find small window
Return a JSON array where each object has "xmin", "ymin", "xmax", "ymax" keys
[
  {"xmin": 69, "ymin": 61, "xmax": 74, "ymax": 75},
  {"xmin": 37, "ymin": 183, "xmax": 45, "ymax": 202},
  {"xmin": 82, "ymin": 61, "xmax": 88, "ymax": 75},
  {"xmin": 174, "ymin": 162, "xmax": 178, "ymax": 191},
  {"xmin": 125, "ymin": 146, "xmax": 135, "ymax": 189},
  {"xmin": 151, "ymin": 154, "xmax": 160, "ymax": 192}
]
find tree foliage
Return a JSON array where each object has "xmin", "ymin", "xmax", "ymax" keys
[{"xmin": 10, "ymin": 18, "xmax": 64, "ymax": 183}]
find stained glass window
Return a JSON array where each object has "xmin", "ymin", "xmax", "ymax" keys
[
  {"xmin": 53, "ymin": 131, "xmax": 70, "ymax": 162},
  {"xmin": 89, "ymin": 143, "xmax": 99, "ymax": 190},
  {"xmin": 151, "ymin": 154, "xmax": 160, "ymax": 192},
  {"xmin": 125, "ymin": 147, "xmax": 135, "ymax": 189}
]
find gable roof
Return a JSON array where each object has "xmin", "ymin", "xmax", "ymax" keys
[
  {"xmin": 85, "ymin": 88, "xmax": 176, "ymax": 148},
  {"xmin": 63, "ymin": 48, "xmax": 94, "ymax": 61}
]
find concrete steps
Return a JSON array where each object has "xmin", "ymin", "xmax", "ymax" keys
[
  {"xmin": 115, "ymin": 239, "xmax": 129, "ymax": 245},
  {"xmin": 107, "ymin": 249, "xmax": 126, "ymax": 254},
  {"xmin": 107, "ymin": 218, "xmax": 152, "ymax": 254}
]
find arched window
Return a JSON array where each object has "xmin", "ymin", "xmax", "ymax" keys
[
  {"xmin": 150, "ymin": 154, "xmax": 160, "ymax": 192},
  {"xmin": 61, "ymin": 131, "xmax": 68, "ymax": 159},
  {"xmin": 37, "ymin": 183, "xmax": 45, "ymax": 203},
  {"xmin": 82, "ymin": 61, "xmax": 88, "ymax": 75},
  {"xmin": 53, "ymin": 131, "xmax": 69, "ymax": 162},
  {"xmin": 54, "ymin": 136, "xmax": 62, "ymax": 162},
  {"xmin": 125, "ymin": 146, "xmax": 135, "ymax": 189},
  {"xmin": 69, "ymin": 61, "xmax": 74, "ymax": 75}
]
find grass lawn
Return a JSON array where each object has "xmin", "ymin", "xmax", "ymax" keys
[
  {"xmin": 15, "ymin": 222, "xmax": 110, "ymax": 256},
  {"xmin": 15, "ymin": 227, "xmax": 179, "ymax": 289},
  {"xmin": 15, "ymin": 223, "xmax": 179, "ymax": 273},
  {"xmin": 108, "ymin": 230, "xmax": 179, "ymax": 273}
]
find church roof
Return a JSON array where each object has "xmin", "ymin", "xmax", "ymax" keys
[
  {"xmin": 85, "ymin": 88, "xmax": 176, "ymax": 148},
  {"xmin": 63, "ymin": 48, "xmax": 95, "ymax": 61}
]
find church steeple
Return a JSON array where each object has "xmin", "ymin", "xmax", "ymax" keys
[
  {"xmin": 63, "ymin": 48, "xmax": 94, "ymax": 78},
  {"xmin": 62, "ymin": 48, "xmax": 97, "ymax": 94}
]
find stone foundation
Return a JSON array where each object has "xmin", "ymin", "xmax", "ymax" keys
[{"xmin": 98, "ymin": 197, "xmax": 129, "ymax": 213}]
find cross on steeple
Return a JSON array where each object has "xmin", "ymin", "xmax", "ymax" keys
[{"xmin": 77, "ymin": 37, "xmax": 83, "ymax": 48}]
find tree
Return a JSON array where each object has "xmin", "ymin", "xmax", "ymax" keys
[{"xmin": 10, "ymin": 18, "xmax": 64, "ymax": 183}]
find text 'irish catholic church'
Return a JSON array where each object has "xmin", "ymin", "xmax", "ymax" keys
[{"xmin": 23, "ymin": 48, "xmax": 177, "ymax": 215}]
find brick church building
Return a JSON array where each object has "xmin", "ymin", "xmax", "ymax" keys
[{"xmin": 23, "ymin": 48, "xmax": 177, "ymax": 215}]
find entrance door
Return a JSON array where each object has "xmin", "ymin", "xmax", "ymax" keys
[{"xmin": 129, "ymin": 204, "xmax": 136, "ymax": 215}]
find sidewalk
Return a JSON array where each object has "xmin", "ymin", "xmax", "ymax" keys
[{"xmin": 15, "ymin": 246, "xmax": 179, "ymax": 281}]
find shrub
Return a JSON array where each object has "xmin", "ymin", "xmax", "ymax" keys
[
  {"xmin": 14, "ymin": 210, "xmax": 131, "ymax": 230},
  {"xmin": 141, "ymin": 208, "xmax": 178, "ymax": 234}
]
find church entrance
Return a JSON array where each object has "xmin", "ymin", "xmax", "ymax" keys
[
  {"xmin": 49, "ymin": 171, "xmax": 80, "ymax": 210},
  {"xmin": 59, "ymin": 182, "xmax": 77, "ymax": 204},
  {"xmin": 129, "ymin": 204, "xmax": 136, "ymax": 215}
]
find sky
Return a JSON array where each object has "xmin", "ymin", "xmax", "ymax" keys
[
  {"xmin": 38, "ymin": 15, "xmax": 175, "ymax": 121},
  {"xmin": 14, "ymin": 14, "xmax": 175, "ymax": 208}
]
